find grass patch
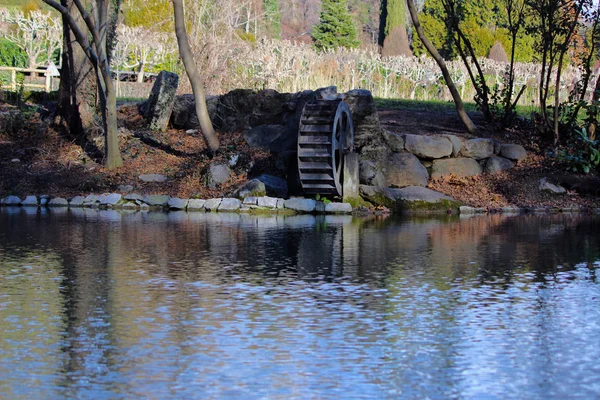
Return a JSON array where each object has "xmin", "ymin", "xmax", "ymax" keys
[{"xmin": 374, "ymin": 97, "xmax": 537, "ymax": 119}]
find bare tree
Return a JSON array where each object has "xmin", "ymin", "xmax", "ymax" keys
[
  {"xmin": 43, "ymin": 0, "xmax": 123, "ymax": 169},
  {"xmin": 4, "ymin": 9, "xmax": 62, "ymax": 68},
  {"xmin": 171, "ymin": 0, "xmax": 219, "ymax": 152},
  {"xmin": 406, "ymin": 0, "xmax": 478, "ymax": 134}
]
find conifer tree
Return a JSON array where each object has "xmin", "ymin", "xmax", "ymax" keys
[
  {"xmin": 312, "ymin": 0, "xmax": 360, "ymax": 50},
  {"xmin": 263, "ymin": 0, "xmax": 281, "ymax": 39}
]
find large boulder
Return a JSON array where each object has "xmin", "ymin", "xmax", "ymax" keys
[
  {"xmin": 385, "ymin": 152, "xmax": 429, "ymax": 188},
  {"xmin": 360, "ymin": 185, "xmax": 460, "ymax": 212},
  {"xmin": 485, "ymin": 156, "xmax": 515, "ymax": 174},
  {"xmin": 443, "ymin": 134, "xmax": 462, "ymax": 157},
  {"xmin": 500, "ymin": 144, "xmax": 527, "ymax": 161},
  {"xmin": 256, "ymin": 174, "xmax": 288, "ymax": 198},
  {"xmin": 404, "ymin": 134, "xmax": 453, "ymax": 159},
  {"xmin": 145, "ymin": 70, "xmax": 179, "ymax": 132},
  {"xmin": 170, "ymin": 94, "xmax": 219, "ymax": 130},
  {"xmin": 359, "ymin": 159, "xmax": 386, "ymax": 186},
  {"xmin": 431, "ymin": 158, "xmax": 483, "ymax": 179},
  {"xmin": 460, "ymin": 138, "xmax": 495, "ymax": 159},
  {"xmin": 235, "ymin": 179, "xmax": 267, "ymax": 199},
  {"xmin": 382, "ymin": 130, "xmax": 405, "ymax": 152}
]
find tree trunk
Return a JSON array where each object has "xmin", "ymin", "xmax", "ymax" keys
[
  {"xmin": 104, "ymin": 76, "xmax": 123, "ymax": 168},
  {"xmin": 56, "ymin": 0, "xmax": 96, "ymax": 134},
  {"xmin": 172, "ymin": 0, "xmax": 219, "ymax": 152},
  {"xmin": 406, "ymin": 0, "xmax": 478, "ymax": 134}
]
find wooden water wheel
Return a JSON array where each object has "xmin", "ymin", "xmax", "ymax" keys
[{"xmin": 297, "ymin": 99, "xmax": 354, "ymax": 197}]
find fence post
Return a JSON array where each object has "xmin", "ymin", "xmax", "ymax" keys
[
  {"xmin": 45, "ymin": 74, "xmax": 51, "ymax": 93},
  {"xmin": 11, "ymin": 69, "xmax": 16, "ymax": 91}
]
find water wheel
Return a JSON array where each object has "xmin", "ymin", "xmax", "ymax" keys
[{"xmin": 297, "ymin": 99, "xmax": 354, "ymax": 197}]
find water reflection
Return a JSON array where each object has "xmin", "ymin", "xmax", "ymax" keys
[{"xmin": 0, "ymin": 209, "xmax": 599, "ymax": 399}]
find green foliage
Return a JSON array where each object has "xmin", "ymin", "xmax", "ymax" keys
[
  {"xmin": 313, "ymin": 0, "xmax": 360, "ymax": 51},
  {"xmin": 379, "ymin": 0, "xmax": 406, "ymax": 44},
  {"xmin": 263, "ymin": 0, "xmax": 282, "ymax": 39},
  {"xmin": 122, "ymin": 0, "xmax": 172, "ymax": 31},
  {"xmin": 0, "ymin": 38, "xmax": 28, "ymax": 68},
  {"xmin": 553, "ymin": 128, "xmax": 600, "ymax": 174},
  {"xmin": 413, "ymin": 0, "xmax": 537, "ymax": 62},
  {"xmin": 237, "ymin": 30, "xmax": 257, "ymax": 43}
]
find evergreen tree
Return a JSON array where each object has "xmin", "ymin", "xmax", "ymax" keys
[
  {"xmin": 379, "ymin": 0, "xmax": 411, "ymax": 56},
  {"xmin": 263, "ymin": 0, "xmax": 281, "ymax": 39},
  {"xmin": 312, "ymin": 0, "xmax": 360, "ymax": 50}
]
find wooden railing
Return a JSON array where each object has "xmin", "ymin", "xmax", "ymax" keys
[{"xmin": 0, "ymin": 66, "xmax": 57, "ymax": 92}]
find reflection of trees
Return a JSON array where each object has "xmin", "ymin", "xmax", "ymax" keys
[{"xmin": 1, "ymin": 208, "xmax": 599, "ymax": 396}]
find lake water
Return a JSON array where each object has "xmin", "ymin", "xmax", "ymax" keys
[{"xmin": 0, "ymin": 208, "xmax": 599, "ymax": 399}]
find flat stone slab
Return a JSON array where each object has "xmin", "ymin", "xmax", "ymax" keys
[
  {"xmin": 48, "ymin": 197, "xmax": 69, "ymax": 207},
  {"xmin": 139, "ymin": 174, "xmax": 168, "ymax": 183},
  {"xmin": 142, "ymin": 195, "xmax": 171, "ymax": 206},
  {"xmin": 257, "ymin": 196, "xmax": 278, "ymax": 208},
  {"xmin": 101, "ymin": 193, "xmax": 122, "ymax": 206},
  {"xmin": 203, "ymin": 198, "xmax": 222, "ymax": 211},
  {"xmin": 219, "ymin": 198, "xmax": 241, "ymax": 211},
  {"xmin": 187, "ymin": 199, "xmax": 206, "ymax": 210},
  {"xmin": 284, "ymin": 198, "xmax": 316, "ymax": 212},
  {"xmin": 360, "ymin": 185, "xmax": 459, "ymax": 211},
  {"xmin": 168, "ymin": 198, "xmax": 188, "ymax": 210},
  {"xmin": 325, "ymin": 203, "xmax": 353, "ymax": 214},
  {"xmin": 124, "ymin": 193, "xmax": 144, "ymax": 201}
]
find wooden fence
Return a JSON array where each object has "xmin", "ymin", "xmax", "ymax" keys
[{"xmin": 0, "ymin": 66, "xmax": 58, "ymax": 92}]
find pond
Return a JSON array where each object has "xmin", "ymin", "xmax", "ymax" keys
[{"xmin": 1, "ymin": 208, "xmax": 599, "ymax": 399}]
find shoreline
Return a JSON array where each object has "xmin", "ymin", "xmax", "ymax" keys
[{"xmin": 2, "ymin": 193, "xmax": 599, "ymax": 215}]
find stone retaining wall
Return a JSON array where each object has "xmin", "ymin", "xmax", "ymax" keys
[{"xmin": 0, "ymin": 194, "xmax": 353, "ymax": 215}]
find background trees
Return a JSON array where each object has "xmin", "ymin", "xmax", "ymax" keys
[{"xmin": 312, "ymin": 0, "xmax": 360, "ymax": 50}]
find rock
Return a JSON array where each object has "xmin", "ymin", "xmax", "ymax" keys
[
  {"xmin": 459, "ymin": 206, "xmax": 476, "ymax": 214},
  {"xmin": 145, "ymin": 70, "xmax": 179, "ymax": 132},
  {"xmin": 256, "ymin": 174, "xmax": 288, "ymax": 198},
  {"xmin": 21, "ymin": 196, "xmax": 38, "ymax": 206},
  {"xmin": 443, "ymin": 134, "xmax": 462, "ymax": 157},
  {"xmin": 284, "ymin": 198, "xmax": 316, "ymax": 212},
  {"xmin": 501, "ymin": 207, "xmax": 521, "ymax": 214},
  {"xmin": 404, "ymin": 134, "xmax": 453, "ymax": 159},
  {"xmin": 69, "ymin": 196, "xmax": 85, "ymax": 207},
  {"xmin": 460, "ymin": 138, "xmax": 495, "ymax": 159},
  {"xmin": 539, "ymin": 178, "xmax": 566, "ymax": 194},
  {"xmin": 228, "ymin": 154, "xmax": 240, "ymax": 167},
  {"xmin": 186, "ymin": 129, "xmax": 197, "ymax": 134},
  {"xmin": 203, "ymin": 198, "xmax": 222, "ymax": 211},
  {"xmin": 359, "ymin": 159, "xmax": 386, "ymax": 186},
  {"xmin": 382, "ymin": 130, "xmax": 405, "ymax": 152},
  {"xmin": 118, "ymin": 184, "xmax": 134, "ymax": 193},
  {"xmin": 344, "ymin": 89, "xmax": 387, "ymax": 153},
  {"xmin": 142, "ymin": 195, "xmax": 170, "ymax": 206},
  {"xmin": 257, "ymin": 196, "xmax": 278, "ymax": 208},
  {"xmin": 139, "ymin": 174, "xmax": 168, "ymax": 183},
  {"xmin": 315, "ymin": 201, "xmax": 326, "ymax": 213},
  {"xmin": 276, "ymin": 198, "xmax": 285, "ymax": 209},
  {"xmin": 168, "ymin": 197, "xmax": 188, "ymax": 210},
  {"xmin": 124, "ymin": 193, "xmax": 144, "ymax": 201},
  {"xmin": 40, "ymin": 195, "xmax": 49, "ymax": 206},
  {"xmin": 236, "ymin": 179, "xmax": 267, "ymax": 199},
  {"xmin": 485, "ymin": 156, "xmax": 515, "ymax": 174},
  {"xmin": 218, "ymin": 198, "xmax": 241, "ymax": 212},
  {"xmin": 243, "ymin": 197, "xmax": 259, "ymax": 206},
  {"xmin": 48, "ymin": 197, "xmax": 68, "ymax": 207},
  {"xmin": 11, "ymin": 158, "xmax": 20, "ymax": 163},
  {"xmin": 187, "ymin": 199, "xmax": 206, "ymax": 210},
  {"xmin": 385, "ymin": 152, "xmax": 429, "ymax": 188},
  {"xmin": 431, "ymin": 158, "xmax": 483, "ymax": 179},
  {"xmin": 325, "ymin": 202, "xmax": 352, "ymax": 213},
  {"xmin": 101, "ymin": 193, "xmax": 122, "ymax": 206},
  {"xmin": 121, "ymin": 202, "xmax": 139, "ymax": 210},
  {"xmin": 2, "ymin": 195, "xmax": 21, "ymax": 205},
  {"xmin": 500, "ymin": 144, "xmax": 527, "ymax": 161},
  {"xmin": 208, "ymin": 164, "xmax": 231, "ymax": 188},
  {"xmin": 170, "ymin": 94, "xmax": 219, "ymax": 129},
  {"xmin": 360, "ymin": 185, "xmax": 459, "ymax": 211}
]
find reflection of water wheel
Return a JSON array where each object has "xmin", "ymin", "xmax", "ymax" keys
[{"xmin": 297, "ymin": 100, "xmax": 354, "ymax": 197}]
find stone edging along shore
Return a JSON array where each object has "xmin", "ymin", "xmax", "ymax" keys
[
  {"xmin": 1, "ymin": 193, "xmax": 599, "ymax": 215},
  {"xmin": 0, "ymin": 193, "xmax": 353, "ymax": 214}
]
